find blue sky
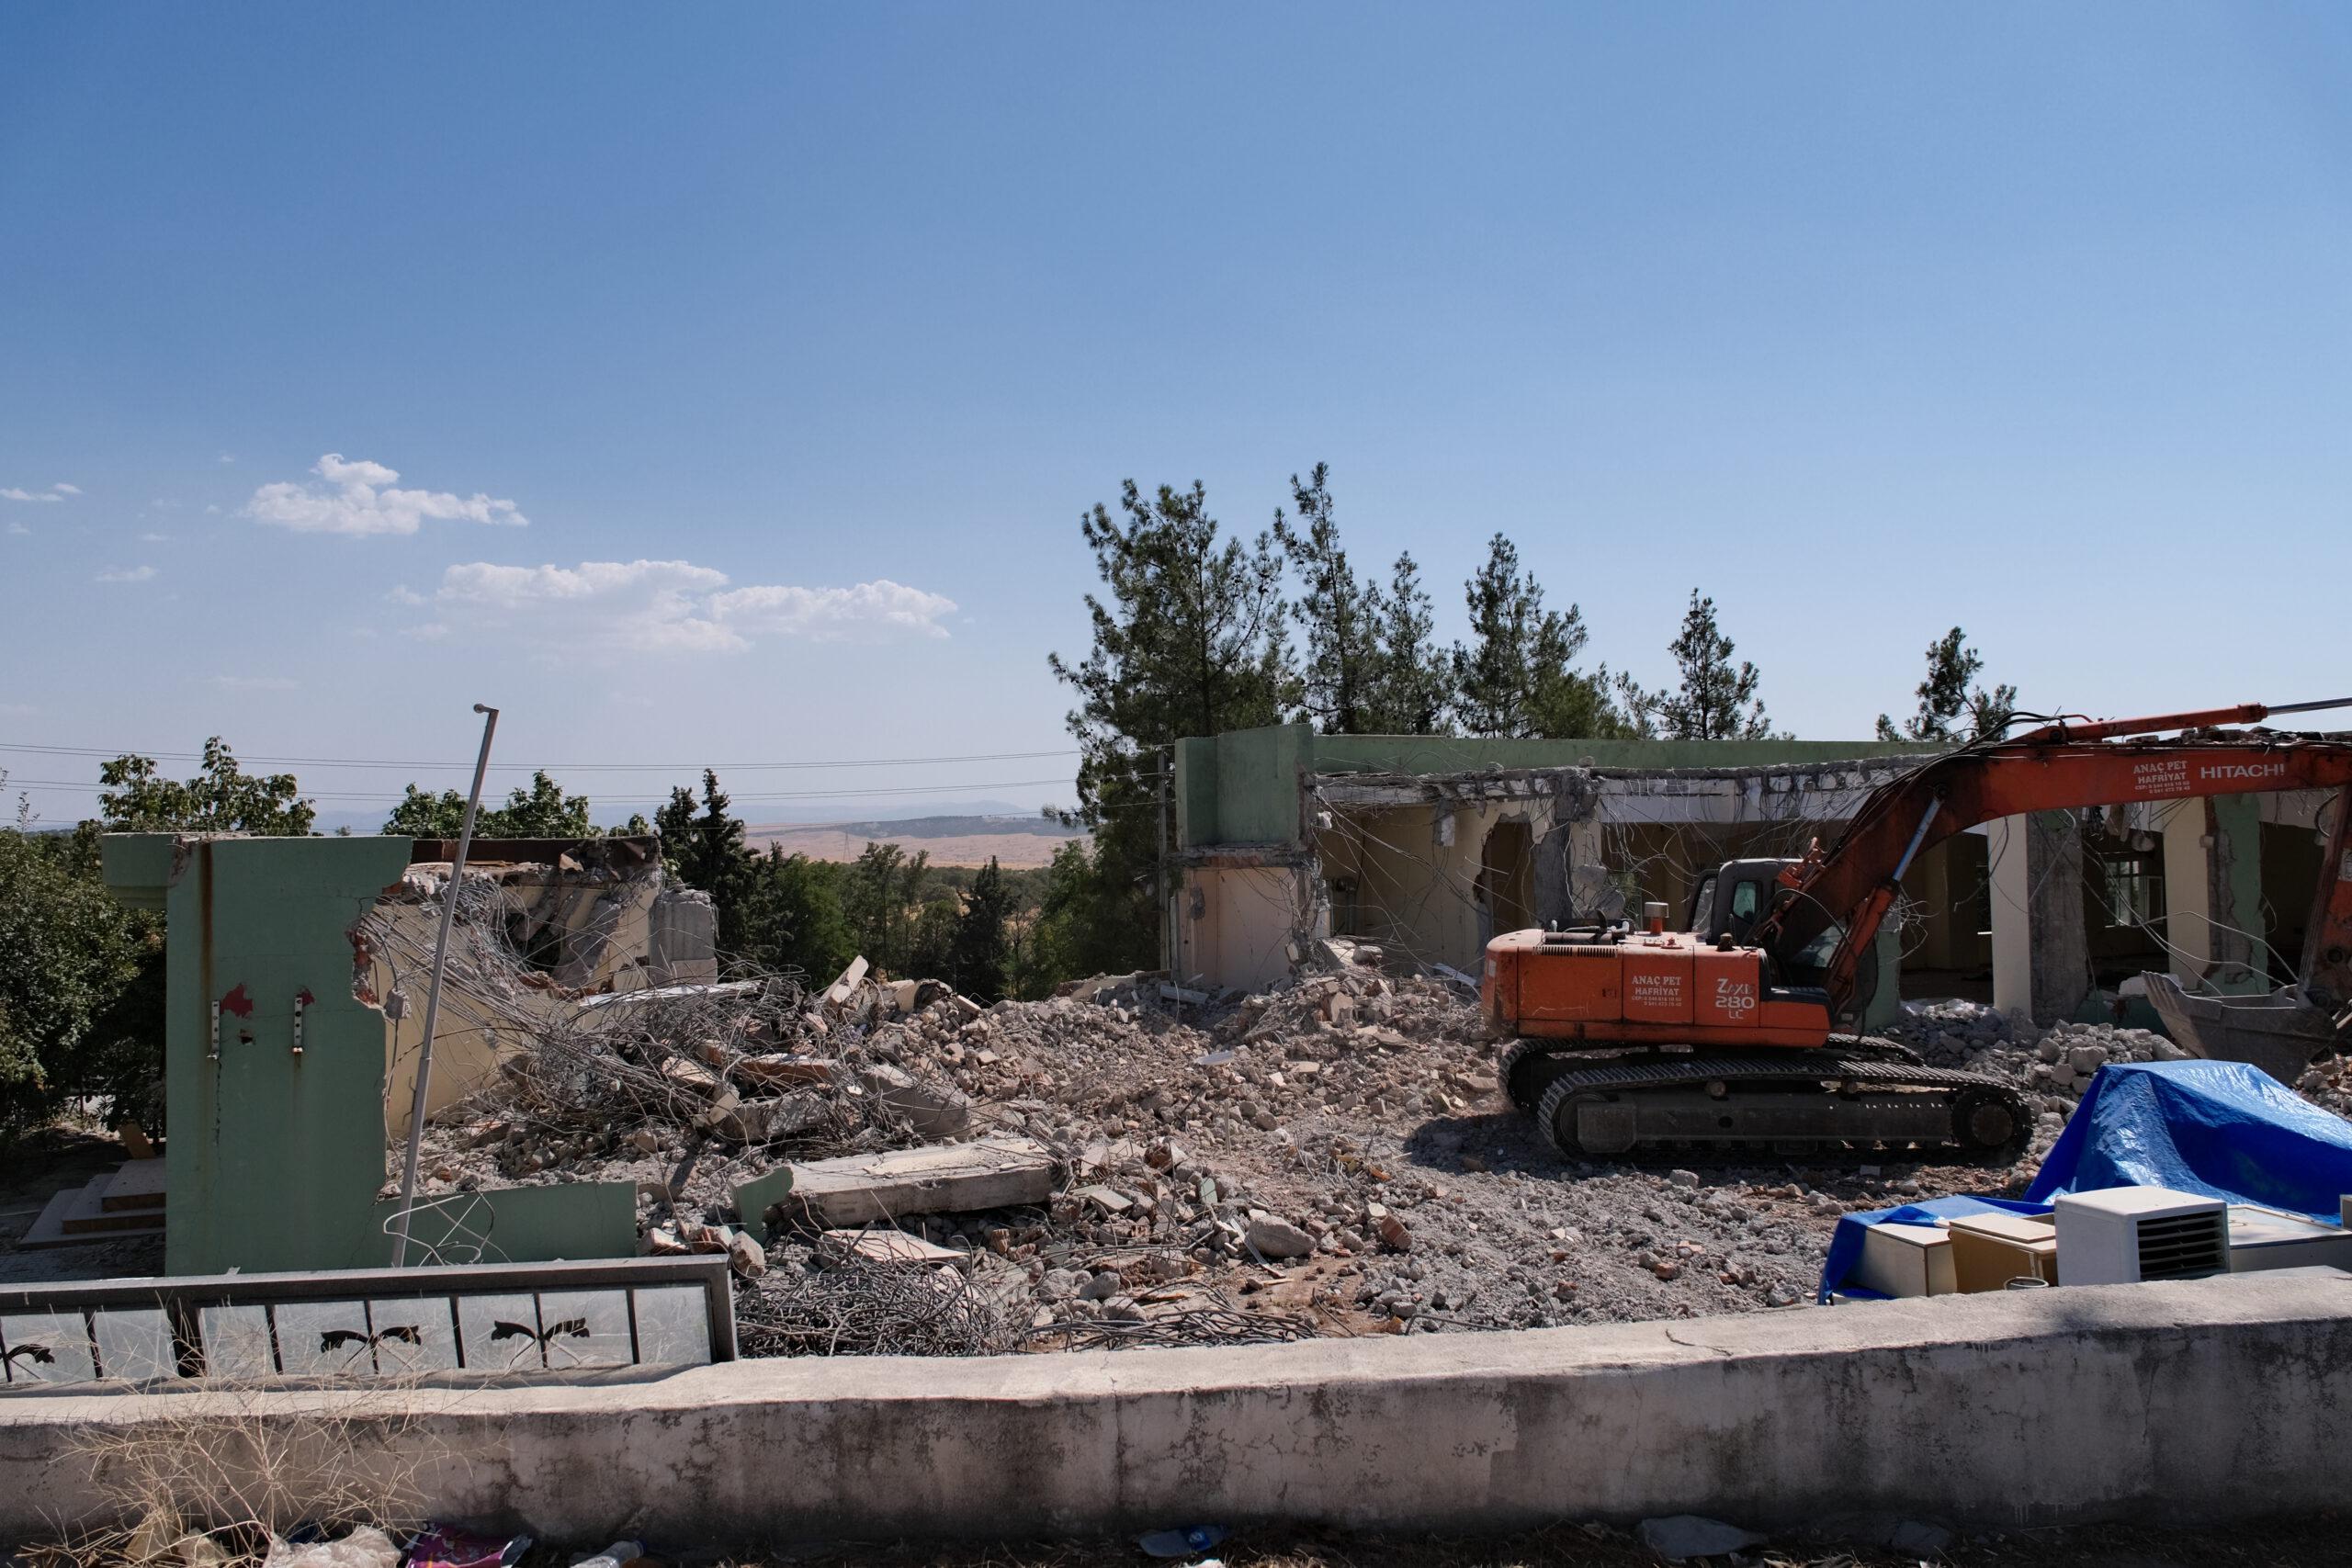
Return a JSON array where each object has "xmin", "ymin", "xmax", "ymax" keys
[{"xmin": 4, "ymin": 5, "xmax": 2347, "ymax": 826}]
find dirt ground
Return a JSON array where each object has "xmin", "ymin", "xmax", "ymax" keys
[{"xmin": 703, "ymin": 1515, "xmax": 2352, "ymax": 1568}]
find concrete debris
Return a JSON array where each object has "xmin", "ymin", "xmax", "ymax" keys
[
  {"xmin": 1244, "ymin": 1214, "xmax": 1315, "ymax": 1259},
  {"xmin": 401, "ymin": 909, "xmax": 2352, "ymax": 1359},
  {"xmin": 757, "ymin": 1136, "xmax": 1057, "ymax": 1229},
  {"xmin": 822, "ymin": 1228, "xmax": 966, "ymax": 1265}
]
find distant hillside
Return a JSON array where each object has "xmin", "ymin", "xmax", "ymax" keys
[{"xmin": 747, "ymin": 813, "xmax": 1086, "ymax": 869}]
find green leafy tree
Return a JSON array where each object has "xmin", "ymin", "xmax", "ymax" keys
[
  {"xmin": 1450, "ymin": 535, "xmax": 1623, "ymax": 739},
  {"xmin": 1272, "ymin": 463, "xmax": 1385, "ymax": 735},
  {"xmin": 1047, "ymin": 478, "xmax": 1295, "ymax": 976},
  {"xmin": 907, "ymin": 894, "xmax": 960, "ymax": 981},
  {"xmin": 98, "ymin": 739, "xmax": 315, "ymax": 835},
  {"xmin": 1015, "ymin": 839, "xmax": 1142, "ymax": 997},
  {"xmin": 1363, "ymin": 553, "xmax": 1453, "ymax": 735},
  {"xmin": 1876, "ymin": 627, "xmax": 2018, "ymax": 742},
  {"xmin": 842, "ymin": 840, "xmax": 934, "ymax": 976},
  {"xmin": 948, "ymin": 856, "xmax": 1015, "ymax": 1002},
  {"xmin": 1618, "ymin": 590, "xmax": 1774, "ymax": 740},
  {"xmin": 737, "ymin": 847, "xmax": 857, "ymax": 982},
  {"xmin": 0, "ymin": 825, "xmax": 162, "ymax": 1145},
  {"xmin": 383, "ymin": 771, "xmax": 594, "ymax": 838}
]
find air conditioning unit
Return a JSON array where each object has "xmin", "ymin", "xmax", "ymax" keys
[{"xmin": 2053, "ymin": 1187, "xmax": 2227, "ymax": 1284}]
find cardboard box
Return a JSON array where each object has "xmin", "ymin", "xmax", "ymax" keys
[
  {"xmin": 1851, "ymin": 1221, "xmax": 1955, "ymax": 1298},
  {"xmin": 1946, "ymin": 1212, "xmax": 2059, "ymax": 1292},
  {"xmin": 2228, "ymin": 1204, "xmax": 2352, "ymax": 1273}
]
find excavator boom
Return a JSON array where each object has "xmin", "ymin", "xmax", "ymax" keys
[{"xmin": 1778, "ymin": 717, "xmax": 2352, "ymax": 1020}]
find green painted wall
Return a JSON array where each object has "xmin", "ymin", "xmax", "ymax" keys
[{"xmin": 104, "ymin": 834, "xmax": 639, "ymax": 1275}]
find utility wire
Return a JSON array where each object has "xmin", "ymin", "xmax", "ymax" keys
[{"xmin": 0, "ymin": 740, "xmax": 1080, "ymax": 773}]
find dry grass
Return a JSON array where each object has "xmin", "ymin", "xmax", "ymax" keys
[{"xmin": 24, "ymin": 1375, "xmax": 446, "ymax": 1568}]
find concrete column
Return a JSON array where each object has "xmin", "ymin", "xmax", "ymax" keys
[
  {"xmin": 2157, "ymin": 795, "xmax": 2268, "ymax": 994},
  {"xmin": 1989, "ymin": 812, "xmax": 2089, "ymax": 1025}
]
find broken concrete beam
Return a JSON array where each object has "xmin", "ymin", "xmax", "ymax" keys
[
  {"xmin": 739, "ymin": 1135, "xmax": 1056, "ymax": 1229},
  {"xmin": 821, "ymin": 1229, "xmax": 965, "ymax": 1265},
  {"xmin": 823, "ymin": 955, "xmax": 870, "ymax": 1008},
  {"xmin": 735, "ymin": 1054, "xmax": 840, "ymax": 1089},
  {"xmin": 661, "ymin": 1056, "xmax": 724, "ymax": 1095},
  {"xmin": 860, "ymin": 1063, "xmax": 971, "ymax": 1139},
  {"xmin": 1159, "ymin": 983, "xmax": 1209, "ymax": 1005}
]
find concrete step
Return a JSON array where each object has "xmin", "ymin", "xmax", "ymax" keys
[
  {"xmin": 20, "ymin": 1175, "xmax": 166, "ymax": 1247},
  {"xmin": 99, "ymin": 1158, "xmax": 166, "ymax": 1213}
]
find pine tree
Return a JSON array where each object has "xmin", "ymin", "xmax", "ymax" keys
[
  {"xmin": 1876, "ymin": 627, "xmax": 2018, "ymax": 742},
  {"xmin": 1363, "ymin": 553, "xmax": 1452, "ymax": 735},
  {"xmin": 1047, "ymin": 478, "xmax": 1295, "ymax": 974},
  {"xmin": 948, "ymin": 856, "xmax": 1015, "ymax": 1002},
  {"xmin": 1620, "ymin": 590, "xmax": 1774, "ymax": 740},
  {"xmin": 1449, "ymin": 535, "xmax": 1623, "ymax": 739},
  {"xmin": 1272, "ymin": 463, "xmax": 1385, "ymax": 735}
]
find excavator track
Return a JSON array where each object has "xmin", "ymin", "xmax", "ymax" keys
[{"xmin": 1500, "ymin": 1037, "xmax": 2027, "ymax": 1158}]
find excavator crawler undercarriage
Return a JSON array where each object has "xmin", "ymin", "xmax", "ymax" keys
[{"xmin": 1498, "ymin": 1035, "xmax": 2029, "ymax": 1158}]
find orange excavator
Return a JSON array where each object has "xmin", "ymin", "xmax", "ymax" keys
[{"xmin": 1486, "ymin": 700, "xmax": 2352, "ymax": 1158}]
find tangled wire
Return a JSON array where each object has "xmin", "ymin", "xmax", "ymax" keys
[
  {"xmin": 735, "ymin": 1256, "xmax": 1016, "ymax": 1358},
  {"xmin": 1023, "ymin": 1304, "xmax": 1321, "ymax": 1351}
]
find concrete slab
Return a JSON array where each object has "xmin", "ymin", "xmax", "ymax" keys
[{"xmin": 740, "ymin": 1135, "xmax": 1056, "ymax": 1228}]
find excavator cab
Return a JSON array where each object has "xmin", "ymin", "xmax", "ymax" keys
[{"xmin": 1686, "ymin": 859, "xmax": 1791, "ymax": 945}]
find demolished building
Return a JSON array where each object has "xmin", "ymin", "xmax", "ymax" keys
[{"xmin": 1169, "ymin": 723, "xmax": 2341, "ymax": 1027}]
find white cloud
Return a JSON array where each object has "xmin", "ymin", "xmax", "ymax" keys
[
  {"xmin": 2, "ymin": 486, "xmax": 63, "ymax": 502},
  {"xmin": 51, "ymin": 482, "xmax": 80, "ymax": 495},
  {"xmin": 96, "ymin": 564, "xmax": 157, "ymax": 583},
  {"xmin": 6, "ymin": 522, "xmax": 27, "ymax": 536},
  {"xmin": 709, "ymin": 579, "xmax": 957, "ymax": 640},
  {"xmin": 384, "ymin": 584, "xmax": 428, "ymax": 606},
  {"xmin": 204, "ymin": 504, "xmax": 220, "ymax": 514},
  {"xmin": 402, "ymin": 622, "xmax": 451, "ymax": 642},
  {"xmin": 248, "ymin": 453, "xmax": 528, "ymax": 537},
  {"xmin": 0, "ymin": 701, "xmax": 38, "ymax": 717},
  {"xmin": 427, "ymin": 558, "xmax": 957, "ymax": 655},
  {"xmin": 139, "ymin": 532, "xmax": 171, "ymax": 543},
  {"xmin": 209, "ymin": 674, "xmax": 298, "ymax": 691},
  {"xmin": 218, "ymin": 454, "xmax": 235, "ymax": 465}
]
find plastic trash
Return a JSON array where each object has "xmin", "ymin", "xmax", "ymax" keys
[
  {"xmin": 407, "ymin": 1526, "xmax": 534, "ymax": 1568},
  {"xmin": 1635, "ymin": 1516, "xmax": 1767, "ymax": 1562},
  {"xmin": 1136, "ymin": 1525, "xmax": 1228, "ymax": 1558},
  {"xmin": 570, "ymin": 1541, "xmax": 648, "ymax": 1568},
  {"xmin": 263, "ymin": 1527, "xmax": 399, "ymax": 1568}
]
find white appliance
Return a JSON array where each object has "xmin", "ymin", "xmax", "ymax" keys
[
  {"xmin": 2052, "ymin": 1187, "xmax": 2228, "ymax": 1284},
  {"xmin": 2226, "ymin": 1204, "xmax": 2352, "ymax": 1273}
]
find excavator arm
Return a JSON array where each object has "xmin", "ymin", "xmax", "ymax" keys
[{"xmin": 1766, "ymin": 704, "xmax": 2352, "ymax": 1021}]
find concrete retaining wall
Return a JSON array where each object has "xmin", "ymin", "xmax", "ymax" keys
[{"xmin": 5, "ymin": 1270, "xmax": 2350, "ymax": 1543}]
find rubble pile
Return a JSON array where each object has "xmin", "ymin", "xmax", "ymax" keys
[
  {"xmin": 407, "ymin": 920, "xmax": 2352, "ymax": 1355},
  {"xmin": 1887, "ymin": 999, "xmax": 2192, "ymax": 1164}
]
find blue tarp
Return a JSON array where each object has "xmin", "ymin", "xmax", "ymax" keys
[
  {"xmin": 2023, "ymin": 1058, "xmax": 2352, "ymax": 1223},
  {"xmin": 1815, "ymin": 1195, "xmax": 2050, "ymax": 1303},
  {"xmin": 1815, "ymin": 1059, "xmax": 2352, "ymax": 1301}
]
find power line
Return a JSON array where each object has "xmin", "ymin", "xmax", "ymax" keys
[
  {"xmin": 0, "ymin": 740, "xmax": 1080, "ymax": 773},
  {"xmin": 0, "ymin": 773, "xmax": 1143, "ymax": 807}
]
